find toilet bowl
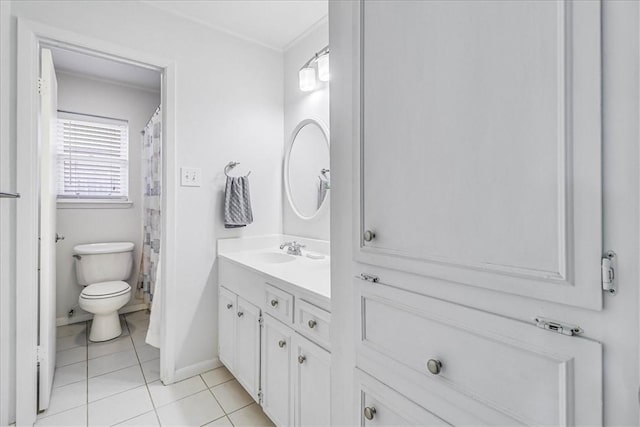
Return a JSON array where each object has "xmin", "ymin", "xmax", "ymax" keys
[
  {"xmin": 73, "ymin": 242, "xmax": 135, "ymax": 342},
  {"xmin": 79, "ymin": 281, "xmax": 132, "ymax": 342}
]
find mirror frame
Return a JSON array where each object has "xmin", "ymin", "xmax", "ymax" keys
[{"xmin": 284, "ymin": 117, "xmax": 330, "ymax": 220}]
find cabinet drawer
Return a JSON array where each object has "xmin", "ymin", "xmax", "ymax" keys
[
  {"xmin": 265, "ymin": 283, "xmax": 294, "ymax": 324},
  {"xmin": 356, "ymin": 369, "xmax": 450, "ymax": 427},
  {"xmin": 357, "ymin": 280, "xmax": 602, "ymax": 426},
  {"xmin": 295, "ymin": 299, "xmax": 330, "ymax": 350}
]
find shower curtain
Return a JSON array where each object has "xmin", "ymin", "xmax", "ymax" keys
[{"xmin": 140, "ymin": 106, "xmax": 162, "ymax": 348}]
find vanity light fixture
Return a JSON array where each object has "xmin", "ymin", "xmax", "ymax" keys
[{"xmin": 298, "ymin": 45, "xmax": 329, "ymax": 92}]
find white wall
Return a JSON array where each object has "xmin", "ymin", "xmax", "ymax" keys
[
  {"xmin": 7, "ymin": 0, "xmax": 284, "ymax": 409},
  {"xmin": 330, "ymin": 1, "xmax": 640, "ymax": 426},
  {"xmin": 55, "ymin": 72, "xmax": 160, "ymax": 321},
  {"xmin": 283, "ymin": 21, "xmax": 330, "ymax": 241}
]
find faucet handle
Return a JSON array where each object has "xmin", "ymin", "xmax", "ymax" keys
[{"xmin": 280, "ymin": 241, "xmax": 293, "ymax": 250}]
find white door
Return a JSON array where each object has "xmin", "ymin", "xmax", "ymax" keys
[
  {"xmin": 358, "ymin": 0, "xmax": 602, "ymax": 310},
  {"xmin": 218, "ymin": 287, "xmax": 237, "ymax": 371},
  {"xmin": 261, "ymin": 315, "xmax": 293, "ymax": 427},
  {"xmin": 293, "ymin": 334, "xmax": 330, "ymax": 427},
  {"xmin": 38, "ymin": 48, "xmax": 58, "ymax": 411},
  {"xmin": 235, "ymin": 296, "xmax": 260, "ymax": 400}
]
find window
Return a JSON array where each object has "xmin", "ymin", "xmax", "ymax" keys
[{"xmin": 56, "ymin": 113, "xmax": 129, "ymax": 200}]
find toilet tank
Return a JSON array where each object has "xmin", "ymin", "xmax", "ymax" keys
[{"xmin": 73, "ymin": 242, "xmax": 135, "ymax": 286}]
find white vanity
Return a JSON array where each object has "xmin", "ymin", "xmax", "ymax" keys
[{"xmin": 217, "ymin": 235, "xmax": 331, "ymax": 427}]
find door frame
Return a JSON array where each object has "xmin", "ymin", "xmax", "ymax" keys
[{"xmin": 15, "ymin": 18, "xmax": 178, "ymax": 425}]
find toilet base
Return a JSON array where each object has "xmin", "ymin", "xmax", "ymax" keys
[{"xmin": 89, "ymin": 312, "xmax": 122, "ymax": 342}]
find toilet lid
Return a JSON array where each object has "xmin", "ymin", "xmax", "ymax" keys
[{"xmin": 81, "ymin": 281, "xmax": 131, "ymax": 299}]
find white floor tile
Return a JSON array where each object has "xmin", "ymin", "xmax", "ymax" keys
[
  {"xmin": 56, "ymin": 346, "xmax": 87, "ymax": 368},
  {"xmin": 38, "ymin": 380, "xmax": 86, "ymax": 418},
  {"xmin": 211, "ymin": 379, "xmax": 254, "ymax": 414},
  {"xmin": 88, "ymin": 349, "xmax": 139, "ymax": 378},
  {"xmin": 201, "ymin": 366, "xmax": 234, "ymax": 388},
  {"xmin": 57, "ymin": 332, "xmax": 87, "ymax": 352},
  {"xmin": 88, "ymin": 336, "xmax": 133, "ymax": 360},
  {"xmin": 53, "ymin": 361, "xmax": 87, "ymax": 388},
  {"xmin": 114, "ymin": 410, "xmax": 159, "ymax": 427},
  {"xmin": 126, "ymin": 321, "xmax": 149, "ymax": 337},
  {"xmin": 147, "ymin": 375, "xmax": 206, "ymax": 408},
  {"xmin": 36, "ymin": 405, "xmax": 87, "ymax": 427},
  {"xmin": 57, "ymin": 323, "xmax": 87, "ymax": 339},
  {"xmin": 134, "ymin": 344, "xmax": 160, "ymax": 363},
  {"xmin": 203, "ymin": 415, "xmax": 234, "ymax": 427},
  {"xmin": 228, "ymin": 403, "xmax": 275, "ymax": 427},
  {"xmin": 140, "ymin": 358, "xmax": 160, "ymax": 383},
  {"xmin": 156, "ymin": 390, "xmax": 224, "ymax": 427},
  {"xmin": 87, "ymin": 385, "xmax": 153, "ymax": 427},
  {"xmin": 88, "ymin": 365, "xmax": 145, "ymax": 402}
]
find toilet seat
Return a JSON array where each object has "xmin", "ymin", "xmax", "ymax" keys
[{"xmin": 80, "ymin": 281, "xmax": 131, "ymax": 300}]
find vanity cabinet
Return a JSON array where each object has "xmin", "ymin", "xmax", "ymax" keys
[
  {"xmin": 218, "ymin": 286, "xmax": 261, "ymax": 401},
  {"xmin": 218, "ymin": 257, "xmax": 331, "ymax": 427},
  {"xmin": 261, "ymin": 314, "xmax": 293, "ymax": 426},
  {"xmin": 292, "ymin": 333, "xmax": 331, "ymax": 427}
]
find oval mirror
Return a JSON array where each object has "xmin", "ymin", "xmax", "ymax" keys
[{"xmin": 285, "ymin": 119, "xmax": 330, "ymax": 219}]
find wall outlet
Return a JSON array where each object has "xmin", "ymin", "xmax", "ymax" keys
[{"xmin": 181, "ymin": 167, "xmax": 202, "ymax": 187}]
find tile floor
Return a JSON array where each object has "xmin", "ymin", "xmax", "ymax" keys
[{"xmin": 36, "ymin": 310, "xmax": 274, "ymax": 427}]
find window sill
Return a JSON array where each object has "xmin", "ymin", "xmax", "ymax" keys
[{"xmin": 56, "ymin": 199, "xmax": 133, "ymax": 209}]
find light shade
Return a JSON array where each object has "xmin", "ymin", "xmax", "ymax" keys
[
  {"xmin": 317, "ymin": 53, "xmax": 330, "ymax": 82},
  {"xmin": 299, "ymin": 67, "xmax": 316, "ymax": 92}
]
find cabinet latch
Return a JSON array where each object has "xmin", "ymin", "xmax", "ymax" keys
[
  {"xmin": 534, "ymin": 317, "xmax": 583, "ymax": 336},
  {"xmin": 359, "ymin": 273, "xmax": 379, "ymax": 283},
  {"xmin": 602, "ymin": 251, "xmax": 616, "ymax": 295}
]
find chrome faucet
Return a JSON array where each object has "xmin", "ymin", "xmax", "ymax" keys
[{"xmin": 280, "ymin": 241, "xmax": 305, "ymax": 256}]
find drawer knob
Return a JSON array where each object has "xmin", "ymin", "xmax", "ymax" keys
[
  {"xmin": 363, "ymin": 230, "xmax": 376, "ymax": 242},
  {"xmin": 364, "ymin": 406, "xmax": 377, "ymax": 421},
  {"xmin": 237, "ymin": 312, "xmax": 244, "ymax": 318},
  {"xmin": 226, "ymin": 303, "xmax": 233, "ymax": 309},
  {"xmin": 278, "ymin": 340, "xmax": 286, "ymax": 348},
  {"xmin": 308, "ymin": 319, "xmax": 317, "ymax": 329},
  {"xmin": 271, "ymin": 299, "xmax": 279, "ymax": 307},
  {"xmin": 298, "ymin": 355, "xmax": 306, "ymax": 364},
  {"xmin": 427, "ymin": 359, "xmax": 442, "ymax": 375}
]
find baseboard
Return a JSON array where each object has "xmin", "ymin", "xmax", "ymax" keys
[
  {"xmin": 55, "ymin": 303, "xmax": 149, "ymax": 326},
  {"xmin": 172, "ymin": 357, "xmax": 222, "ymax": 383}
]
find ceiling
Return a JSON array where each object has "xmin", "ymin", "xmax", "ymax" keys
[
  {"xmin": 49, "ymin": 47, "xmax": 162, "ymax": 91},
  {"xmin": 143, "ymin": 0, "xmax": 328, "ymax": 51}
]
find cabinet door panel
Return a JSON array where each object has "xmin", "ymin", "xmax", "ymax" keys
[
  {"xmin": 218, "ymin": 287, "xmax": 237, "ymax": 371},
  {"xmin": 235, "ymin": 296, "xmax": 261, "ymax": 400},
  {"xmin": 293, "ymin": 334, "xmax": 331, "ymax": 427},
  {"xmin": 358, "ymin": 0, "xmax": 602, "ymax": 309},
  {"xmin": 261, "ymin": 315, "xmax": 293, "ymax": 427}
]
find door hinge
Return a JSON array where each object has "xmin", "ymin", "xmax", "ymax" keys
[
  {"xmin": 534, "ymin": 317, "xmax": 583, "ymax": 336},
  {"xmin": 359, "ymin": 273, "xmax": 379, "ymax": 283},
  {"xmin": 36, "ymin": 345, "xmax": 46, "ymax": 364},
  {"xmin": 602, "ymin": 251, "xmax": 616, "ymax": 295},
  {"xmin": 257, "ymin": 389, "xmax": 263, "ymax": 404},
  {"xmin": 37, "ymin": 77, "xmax": 44, "ymax": 95},
  {"xmin": 258, "ymin": 315, "xmax": 264, "ymax": 326}
]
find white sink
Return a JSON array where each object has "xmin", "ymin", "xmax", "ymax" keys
[{"xmin": 254, "ymin": 252, "xmax": 296, "ymax": 264}]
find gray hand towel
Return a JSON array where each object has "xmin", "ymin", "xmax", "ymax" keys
[
  {"xmin": 224, "ymin": 176, "xmax": 254, "ymax": 228},
  {"xmin": 317, "ymin": 175, "xmax": 330, "ymax": 209}
]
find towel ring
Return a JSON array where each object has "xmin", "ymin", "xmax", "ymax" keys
[{"xmin": 224, "ymin": 161, "xmax": 251, "ymax": 177}]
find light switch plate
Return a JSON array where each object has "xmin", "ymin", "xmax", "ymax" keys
[{"xmin": 181, "ymin": 167, "xmax": 201, "ymax": 187}]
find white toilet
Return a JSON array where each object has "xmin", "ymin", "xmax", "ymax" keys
[{"xmin": 73, "ymin": 242, "xmax": 134, "ymax": 342}]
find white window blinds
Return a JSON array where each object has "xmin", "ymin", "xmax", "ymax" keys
[{"xmin": 56, "ymin": 113, "xmax": 129, "ymax": 200}]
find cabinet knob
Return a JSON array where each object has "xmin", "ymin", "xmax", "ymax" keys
[
  {"xmin": 426, "ymin": 359, "xmax": 442, "ymax": 375},
  {"xmin": 308, "ymin": 320, "xmax": 317, "ymax": 329},
  {"xmin": 271, "ymin": 299, "xmax": 279, "ymax": 307},
  {"xmin": 364, "ymin": 406, "xmax": 377, "ymax": 421},
  {"xmin": 363, "ymin": 230, "xmax": 376, "ymax": 242},
  {"xmin": 226, "ymin": 304, "xmax": 233, "ymax": 309},
  {"xmin": 298, "ymin": 355, "xmax": 306, "ymax": 364},
  {"xmin": 237, "ymin": 312, "xmax": 244, "ymax": 318},
  {"xmin": 278, "ymin": 340, "xmax": 286, "ymax": 348}
]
